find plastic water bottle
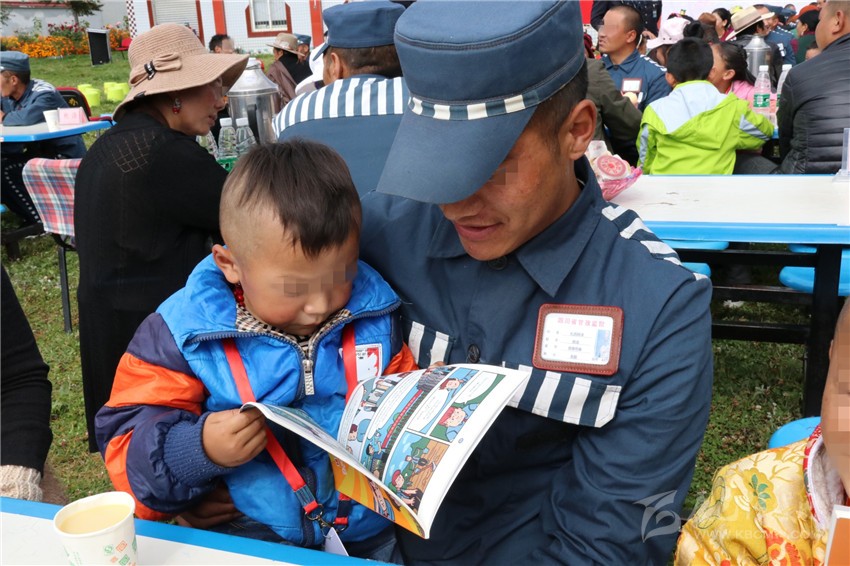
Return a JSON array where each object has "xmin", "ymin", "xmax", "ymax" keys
[
  {"xmin": 235, "ymin": 117, "xmax": 257, "ymax": 157},
  {"xmin": 753, "ymin": 65, "xmax": 771, "ymax": 118},
  {"xmin": 775, "ymin": 63, "xmax": 792, "ymax": 111},
  {"xmin": 196, "ymin": 131, "xmax": 218, "ymax": 159},
  {"xmin": 217, "ymin": 117, "xmax": 237, "ymax": 159}
]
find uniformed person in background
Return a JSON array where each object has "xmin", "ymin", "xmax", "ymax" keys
[{"xmin": 360, "ymin": 1, "xmax": 714, "ymax": 564}]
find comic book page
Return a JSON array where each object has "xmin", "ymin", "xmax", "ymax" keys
[
  {"xmin": 335, "ymin": 364, "xmax": 528, "ymax": 537},
  {"xmin": 244, "ymin": 364, "xmax": 528, "ymax": 538}
]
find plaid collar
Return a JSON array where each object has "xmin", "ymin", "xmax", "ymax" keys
[{"xmin": 234, "ymin": 302, "xmax": 352, "ymax": 346}]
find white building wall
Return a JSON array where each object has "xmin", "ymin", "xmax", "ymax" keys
[
  {"xmin": 222, "ymin": 0, "xmax": 345, "ymax": 55},
  {"xmin": 2, "ymin": 1, "xmax": 127, "ymax": 36}
]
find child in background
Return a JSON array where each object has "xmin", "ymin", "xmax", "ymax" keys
[
  {"xmin": 638, "ymin": 38, "xmax": 774, "ymax": 174},
  {"xmin": 95, "ymin": 140, "xmax": 416, "ymax": 559}
]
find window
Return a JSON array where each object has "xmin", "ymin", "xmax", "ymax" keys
[{"xmin": 250, "ymin": 0, "xmax": 287, "ymax": 31}]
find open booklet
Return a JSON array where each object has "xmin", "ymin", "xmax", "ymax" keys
[
  {"xmin": 825, "ymin": 504, "xmax": 850, "ymax": 565},
  {"xmin": 243, "ymin": 363, "xmax": 529, "ymax": 539}
]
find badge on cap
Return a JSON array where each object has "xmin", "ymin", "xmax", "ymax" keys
[{"xmin": 533, "ymin": 304, "xmax": 624, "ymax": 376}]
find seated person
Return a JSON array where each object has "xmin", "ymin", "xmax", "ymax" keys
[
  {"xmin": 274, "ymin": 1, "xmax": 407, "ymax": 196},
  {"xmin": 1, "ymin": 266, "xmax": 53, "ymax": 502},
  {"xmin": 599, "ymin": 4, "xmax": 671, "ymax": 112},
  {"xmin": 638, "ymin": 38, "xmax": 774, "ymax": 175},
  {"xmin": 0, "ymin": 51, "xmax": 85, "ymax": 226},
  {"xmin": 95, "ymin": 140, "xmax": 416, "ymax": 559},
  {"xmin": 708, "ymin": 42, "xmax": 756, "ymax": 109},
  {"xmin": 676, "ymin": 299, "xmax": 850, "ymax": 565}
]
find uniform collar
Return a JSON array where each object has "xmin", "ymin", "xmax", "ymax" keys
[
  {"xmin": 426, "ymin": 158, "xmax": 603, "ymax": 297},
  {"xmin": 603, "ymin": 48, "xmax": 639, "ymax": 70}
]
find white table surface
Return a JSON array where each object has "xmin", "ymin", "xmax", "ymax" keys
[
  {"xmin": 1, "ymin": 498, "xmax": 375, "ymax": 566},
  {"xmin": 0, "ymin": 120, "xmax": 111, "ymax": 142},
  {"xmin": 612, "ymin": 174, "xmax": 850, "ymax": 244}
]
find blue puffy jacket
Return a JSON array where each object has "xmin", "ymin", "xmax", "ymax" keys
[{"xmin": 95, "ymin": 254, "xmax": 416, "ymax": 546}]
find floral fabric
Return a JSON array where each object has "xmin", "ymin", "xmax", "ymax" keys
[{"xmin": 676, "ymin": 437, "xmax": 828, "ymax": 565}]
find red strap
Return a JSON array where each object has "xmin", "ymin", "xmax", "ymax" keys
[
  {"xmin": 342, "ymin": 325, "xmax": 358, "ymax": 402},
  {"xmin": 222, "ymin": 339, "xmax": 319, "ymax": 515}
]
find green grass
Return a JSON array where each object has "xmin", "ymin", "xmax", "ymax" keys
[{"xmin": 1, "ymin": 53, "xmax": 817, "ymax": 551}]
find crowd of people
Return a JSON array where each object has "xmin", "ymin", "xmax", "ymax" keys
[
  {"xmin": 589, "ymin": 0, "xmax": 850, "ymax": 175},
  {"xmin": 1, "ymin": 0, "xmax": 848, "ymax": 564}
]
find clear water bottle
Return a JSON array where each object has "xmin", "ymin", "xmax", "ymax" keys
[
  {"xmin": 217, "ymin": 117, "xmax": 237, "ymax": 159},
  {"xmin": 775, "ymin": 63, "xmax": 792, "ymax": 110},
  {"xmin": 753, "ymin": 65, "xmax": 771, "ymax": 117},
  {"xmin": 235, "ymin": 117, "xmax": 257, "ymax": 157},
  {"xmin": 196, "ymin": 131, "xmax": 218, "ymax": 159}
]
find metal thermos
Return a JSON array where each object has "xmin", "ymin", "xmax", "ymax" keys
[
  {"xmin": 744, "ymin": 35, "xmax": 771, "ymax": 76},
  {"xmin": 227, "ymin": 58, "xmax": 281, "ymax": 144}
]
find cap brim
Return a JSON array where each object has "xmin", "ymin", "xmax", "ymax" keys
[
  {"xmin": 376, "ymin": 106, "xmax": 533, "ymax": 204},
  {"xmin": 114, "ymin": 52, "xmax": 248, "ymax": 121}
]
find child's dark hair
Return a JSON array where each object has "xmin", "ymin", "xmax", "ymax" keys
[
  {"xmin": 220, "ymin": 140, "xmax": 361, "ymax": 258},
  {"xmin": 666, "ymin": 38, "xmax": 714, "ymax": 83},
  {"xmin": 714, "ymin": 42, "xmax": 756, "ymax": 85}
]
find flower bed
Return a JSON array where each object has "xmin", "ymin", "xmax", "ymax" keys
[{"xmin": 0, "ymin": 20, "xmax": 131, "ymax": 59}]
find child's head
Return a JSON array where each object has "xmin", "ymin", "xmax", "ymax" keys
[
  {"xmin": 213, "ymin": 140, "xmax": 361, "ymax": 335},
  {"xmin": 664, "ymin": 38, "xmax": 714, "ymax": 87},
  {"xmin": 709, "ymin": 42, "xmax": 755, "ymax": 90}
]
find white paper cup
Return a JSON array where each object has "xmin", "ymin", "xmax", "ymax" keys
[
  {"xmin": 43, "ymin": 109, "xmax": 60, "ymax": 132},
  {"xmin": 53, "ymin": 491, "xmax": 138, "ymax": 566}
]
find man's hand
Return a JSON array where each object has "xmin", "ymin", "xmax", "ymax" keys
[
  {"xmin": 202, "ymin": 408, "xmax": 267, "ymax": 467},
  {"xmin": 175, "ymin": 482, "xmax": 242, "ymax": 529}
]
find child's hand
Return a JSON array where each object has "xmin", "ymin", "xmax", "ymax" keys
[{"xmin": 202, "ymin": 408, "xmax": 267, "ymax": 467}]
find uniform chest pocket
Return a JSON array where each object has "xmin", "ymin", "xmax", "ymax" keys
[
  {"xmin": 504, "ymin": 363, "xmax": 622, "ymax": 428},
  {"xmin": 401, "ymin": 317, "xmax": 455, "ymax": 368}
]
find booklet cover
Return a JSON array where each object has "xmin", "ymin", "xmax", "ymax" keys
[
  {"xmin": 825, "ymin": 504, "xmax": 850, "ymax": 566},
  {"xmin": 243, "ymin": 363, "xmax": 528, "ymax": 539}
]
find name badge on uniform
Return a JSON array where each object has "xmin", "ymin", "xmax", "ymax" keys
[{"xmin": 533, "ymin": 304, "xmax": 624, "ymax": 376}]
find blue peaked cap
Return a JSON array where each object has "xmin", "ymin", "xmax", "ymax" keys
[
  {"xmin": 317, "ymin": 1, "xmax": 404, "ymax": 56},
  {"xmin": 376, "ymin": 1, "xmax": 585, "ymax": 204},
  {"xmin": 0, "ymin": 51, "xmax": 30, "ymax": 73}
]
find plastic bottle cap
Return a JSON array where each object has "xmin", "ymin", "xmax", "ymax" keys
[
  {"xmin": 759, "ymin": 65, "xmax": 769, "ymax": 72},
  {"xmin": 235, "ymin": 117, "xmax": 250, "ymax": 127},
  {"xmin": 220, "ymin": 117, "xmax": 232, "ymax": 126}
]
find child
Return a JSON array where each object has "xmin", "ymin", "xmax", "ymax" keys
[
  {"xmin": 637, "ymin": 37, "xmax": 774, "ymax": 175},
  {"xmin": 95, "ymin": 140, "xmax": 416, "ymax": 559}
]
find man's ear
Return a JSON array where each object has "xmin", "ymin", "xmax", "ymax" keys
[
  {"xmin": 212, "ymin": 244, "xmax": 242, "ymax": 285},
  {"xmin": 324, "ymin": 52, "xmax": 346, "ymax": 82},
  {"xmin": 665, "ymin": 71, "xmax": 677, "ymax": 88},
  {"xmin": 561, "ymin": 99, "xmax": 597, "ymax": 162}
]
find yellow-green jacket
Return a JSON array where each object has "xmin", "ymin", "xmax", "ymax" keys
[{"xmin": 638, "ymin": 81, "xmax": 774, "ymax": 175}]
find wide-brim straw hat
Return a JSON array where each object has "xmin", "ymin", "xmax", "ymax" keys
[
  {"xmin": 727, "ymin": 6, "xmax": 774, "ymax": 40},
  {"xmin": 114, "ymin": 23, "xmax": 248, "ymax": 120},
  {"xmin": 267, "ymin": 32, "xmax": 301, "ymax": 56}
]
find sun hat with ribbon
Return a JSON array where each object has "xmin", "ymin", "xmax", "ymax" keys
[
  {"xmin": 376, "ymin": 1, "xmax": 584, "ymax": 204},
  {"xmin": 267, "ymin": 32, "xmax": 301, "ymax": 55},
  {"xmin": 114, "ymin": 23, "xmax": 247, "ymax": 120}
]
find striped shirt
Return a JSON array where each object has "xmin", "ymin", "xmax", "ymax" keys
[{"xmin": 273, "ymin": 75, "xmax": 408, "ymax": 138}]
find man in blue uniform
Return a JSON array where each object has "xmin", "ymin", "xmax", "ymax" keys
[
  {"xmin": 599, "ymin": 4, "xmax": 671, "ymax": 112},
  {"xmin": 273, "ymin": 1, "xmax": 408, "ymax": 196},
  {"xmin": 757, "ymin": 4, "xmax": 797, "ymax": 65},
  {"xmin": 360, "ymin": 2, "xmax": 713, "ymax": 564},
  {"xmin": 591, "ymin": 0, "xmax": 663, "ymax": 37},
  {"xmin": 0, "ymin": 51, "xmax": 85, "ymax": 225}
]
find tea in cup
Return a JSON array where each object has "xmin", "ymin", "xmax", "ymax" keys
[{"xmin": 53, "ymin": 491, "xmax": 137, "ymax": 566}]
